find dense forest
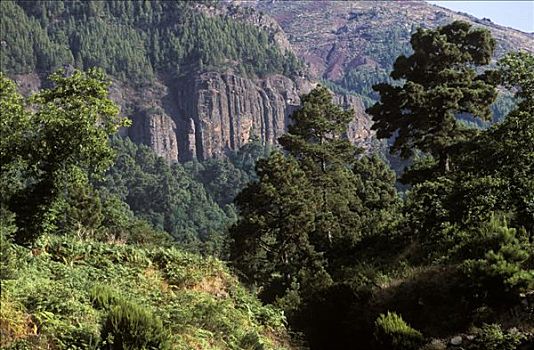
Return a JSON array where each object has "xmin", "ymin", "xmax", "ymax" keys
[
  {"xmin": 227, "ymin": 22, "xmax": 533, "ymax": 349},
  {"xmin": 0, "ymin": 0, "xmax": 303, "ymax": 83},
  {"xmin": 1, "ymin": 3, "xmax": 533, "ymax": 349}
]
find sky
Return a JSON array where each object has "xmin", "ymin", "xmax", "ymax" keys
[{"xmin": 427, "ymin": 1, "xmax": 534, "ymax": 33}]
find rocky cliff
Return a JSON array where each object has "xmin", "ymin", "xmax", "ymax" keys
[
  {"xmin": 8, "ymin": 0, "xmax": 532, "ymax": 163},
  {"xmin": 124, "ymin": 0, "xmax": 533, "ymax": 162},
  {"xmin": 123, "ymin": 71, "xmax": 373, "ymax": 162}
]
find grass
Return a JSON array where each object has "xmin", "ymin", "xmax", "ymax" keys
[{"xmin": 0, "ymin": 234, "xmax": 291, "ymax": 349}]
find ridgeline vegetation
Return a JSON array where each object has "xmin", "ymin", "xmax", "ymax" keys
[
  {"xmin": 1, "ymin": 15, "xmax": 533, "ymax": 350},
  {"xmin": 0, "ymin": 0, "xmax": 303, "ymax": 83}
]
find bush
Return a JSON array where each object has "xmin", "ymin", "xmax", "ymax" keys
[
  {"xmin": 468, "ymin": 324, "xmax": 525, "ymax": 350},
  {"xmin": 89, "ymin": 285, "xmax": 121, "ymax": 311},
  {"xmin": 459, "ymin": 217, "xmax": 533, "ymax": 301},
  {"xmin": 0, "ymin": 209, "xmax": 19, "ymax": 279},
  {"xmin": 100, "ymin": 299, "xmax": 170, "ymax": 350},
  {"xmin": 374, "ymin": 311, "xmax": 424, "ymax": 350}
]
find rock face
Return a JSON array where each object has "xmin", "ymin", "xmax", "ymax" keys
[
  {"xmin": 128, "ymin": 111, "xmax": 180, "ymax": 162},
  {"xmin": 126, "ymin": 71, "xmax": 372, "ymax": 162},
  {"xmin": 333, "ymin": 94, "xmax": 374, "ymax": 149}
]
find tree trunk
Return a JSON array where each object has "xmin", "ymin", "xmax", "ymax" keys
[{"xmin": 439, "ymin": 152, "xmax": 450, "ymax": 173}]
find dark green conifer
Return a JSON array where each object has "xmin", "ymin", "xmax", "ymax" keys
[{"xmin": 367, "ymin": 21, "xmax": 497, "ymax": 179}]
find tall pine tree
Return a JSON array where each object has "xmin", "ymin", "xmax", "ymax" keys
[{"xmin": 367, "ymin": 21, "xmax": 497, "ymax": 180}]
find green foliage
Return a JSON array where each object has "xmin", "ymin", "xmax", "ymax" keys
[
  {"xmin": 0, "ymin": 72, "xmax": 31, "ymax": 207},
  {"xmin": 403, "ymin": 52, "xmax": 534, "ymax": 255},
  {"xmin": 230, "ymin": 151, "xmax": 329, "ymax": 304},
  {"xmin": 374, "ymin": 311, "xmax": 424, "ymax": 350},
  {"xmin": 340, "ymin": 66, "xmax": 393, "ymax": 99},
  {"xmin": 190, "ymin": 138, "xmax": 272, "ymax": 207},
  {"xmin": 98, "ymin": 137, "xmax": 230, "ymax": 255},
  {"xmin": 278, "ymin": 86, "xmax": 391, "ymax": 259},
  {"xmin": 459, "ymin": 217, "xmax": 533, "ymax": 301},
  {"xmin": 0, "ymin": 1, "xmax": 302, "ymax": 83},
  {"xmin": 92, "ymin": 134, "xmax": 274, "ymax": 255},
  {"xmin": 0, "ymin": 210, "xmax": 18, "ymax": 280},
  {"xmin": 458, "ymin": 52, "xmax": 534, "ymax": 232},
  {"xmin": 89, "ymin": 285, "xmax": 122, "ymax": 311},
  {"xmin": 0, "ymin": 1, "xmax": 73, "ymax": 75},
  {"xmin": 101, "ymin": 299, "xmax": 171, "ymax": 350},
  {"xmin": 0, "ymin": 234, "xmax": 291, "ymax": 349},
  {"xmin": 0, "ymin": 69, "xmax": 128, "ymax": 244},
  {"xmin": 468, "ymin": 324, "xmax": 525, "ymax": 350},
  {"xmin": 230, "ymin": 86, "xmax": 401, "ymax": 347},
  {"xmin": 2, "ymin": 8, "xmax": 533, "ymax": 350},
  {"xmin": 368, "ymin": 21, "xmax": 497, "ymax": 178}
]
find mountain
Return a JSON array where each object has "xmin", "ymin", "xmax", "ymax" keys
[
  {"xmin": 248, "ymin": 0, "xmax": 533, "ymax": 83},
  {"xmin": 2, "ymin": 0, "xmax": 532, "ymax": 162}
]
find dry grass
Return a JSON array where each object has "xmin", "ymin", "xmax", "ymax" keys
[
  {"xmin": 0, "ymin": 293, "xmax": 37, "ymax": 347},
  {"xmin": 189, "ymin": 274, "xmax": 229, "ymax": 299}
]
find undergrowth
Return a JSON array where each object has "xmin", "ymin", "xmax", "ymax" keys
[{"xmin": 0, "ymin": 235, "xmax": 290, "ymax": 349}]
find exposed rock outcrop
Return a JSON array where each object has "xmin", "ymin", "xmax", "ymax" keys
[
  {"xmin": 12, "ymin": 70, "xmax": 374, "ymax": 163},
  {"xmin": 126, "ymin": 71, "xmax": 373, "ymax": 162},
  {"xmin": 333, "ymin": 94, "xmax": 375, "ymax": 149}
]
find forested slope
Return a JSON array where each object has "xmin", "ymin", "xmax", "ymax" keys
[
  {"xmin": 0, "ymin": 68, "xmax": 294, "ymax": 350},
  {"xmin": 1, "ymin": 0, "xmax": 302, "ymax": 81}
]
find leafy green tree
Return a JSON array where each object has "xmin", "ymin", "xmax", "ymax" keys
[
  {"xmin": 0, "ymin": 72, "xmax": 31, "ymax": 207},
  {"xmin": 367, "ymin": 21, "xmax": 497, "ymax": 178},
  {"xmin": 1, "ymin": 68, "xmax": 128, "ymax": 244}
]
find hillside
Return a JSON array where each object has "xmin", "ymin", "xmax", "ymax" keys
[
  {"xmin": 0, "ymin": 234, "xmax": 293, "ymax": 349},
  {"xmin": 249, "ymin": 0, "xmax": 533, "ymax": 98},
  {"xmin": 4, "ymin": 0, "xmax": 531, "ymax": 162}
]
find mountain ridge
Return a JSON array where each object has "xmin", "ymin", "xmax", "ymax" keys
[{"xmin": 3, "ymin": 0, "xmax": 532, "ymax": 162}]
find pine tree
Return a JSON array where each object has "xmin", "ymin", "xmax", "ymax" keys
[
  {"xmin": 279, "ymin": 86, "xmax": 366, "ymax": 261},
  {"xmin": 231, "ymin": 87, "xmax": 400, "ymax": 302},
  {"xmin": 367, "ymin": 21, "xmax": 497, "ymax": 180},
  {"xmin": 229, "ymin": 152, "xmax": 329, "ymax": 303}
]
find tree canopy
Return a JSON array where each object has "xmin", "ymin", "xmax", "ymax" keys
[
  {"xmin": 367, "ymin": 21, "xmax": 497, "ymax": 178},
  {"xmin": 230, "ymin": 86, "xmax": 400, "ymax": 318},
  {"xmin": 1, "ymin": 68, "xmax": 129, "ymax": 244}
]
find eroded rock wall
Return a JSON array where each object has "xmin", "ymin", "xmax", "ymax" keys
[{"xmin": 126, "ymin": 71, "xmax": 373, "ymax": 162}]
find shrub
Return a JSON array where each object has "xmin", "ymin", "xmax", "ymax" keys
[
  {"xmin": 459, "ymin": 217, "xmax": 533, "ymax": 301},
  {"xmin": 374, "ymin": 311, "xmax": 424, "ymax": 350},
  {"xmin": 468, "ymin": 324, "xmax": 525, "ymax": 350},
  {"xmin": 89, "ymin": 285, "xmax": 121, "ymax": 311},
  {"xmin": 0, "ymin": 209, "xmax": 18, "ymax": 279},
  {"xmin": 100, "ymin": 299, "xmax": 170, "ymax": 350}
]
